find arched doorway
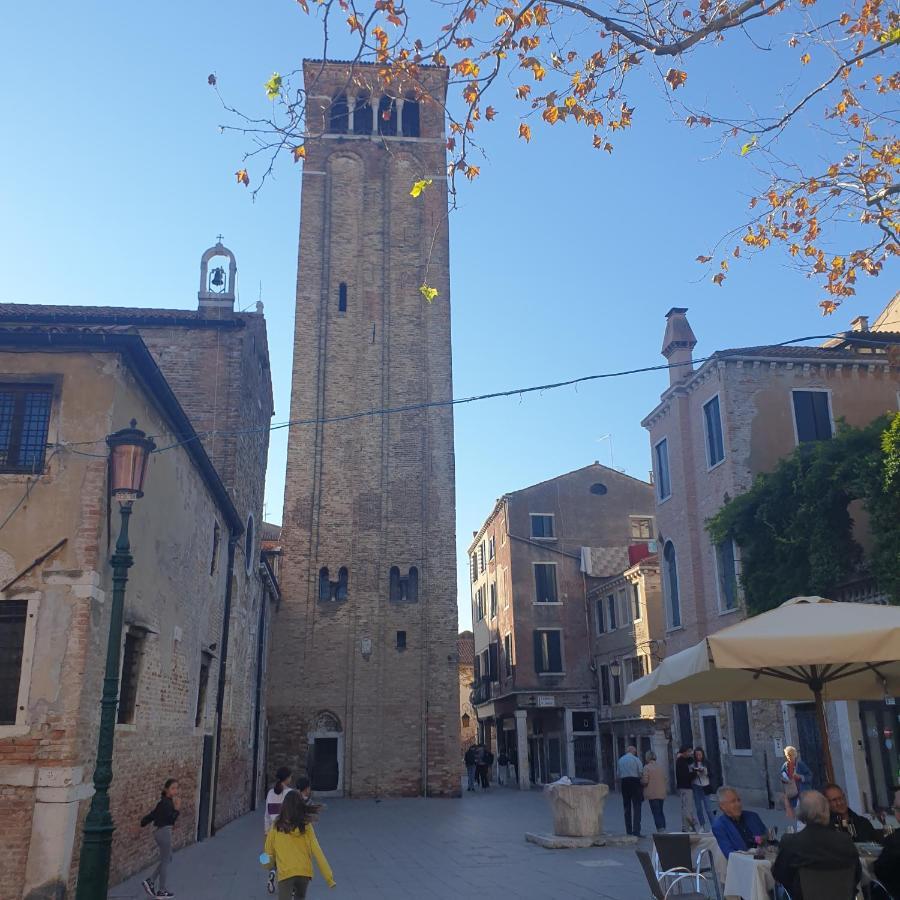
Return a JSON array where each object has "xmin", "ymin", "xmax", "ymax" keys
[{"xmin": 307, "ymin": 710, "xmax": 343, "ymax": 796}]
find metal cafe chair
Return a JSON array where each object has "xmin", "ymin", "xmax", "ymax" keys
[
  {"xmin": 652, "ymin": 833, "xmax": 720, "ymax": 896},
  {"xmin": 636, "ymin": 850, "xmax": 711, "ymax": 900}
]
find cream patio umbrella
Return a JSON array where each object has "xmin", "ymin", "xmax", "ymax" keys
[{"xmin": 622, "ymin": 596, "xmax": 900, "ymax": 783}]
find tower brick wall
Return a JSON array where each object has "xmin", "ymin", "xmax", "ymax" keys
[{"xmin": 269, "ymin": 60, "xmax": 459, "ymax": 797}]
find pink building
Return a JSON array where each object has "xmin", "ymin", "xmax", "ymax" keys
[{"xmin": 642, "ymin": 300, "xmax": 900, "ymax": 809}]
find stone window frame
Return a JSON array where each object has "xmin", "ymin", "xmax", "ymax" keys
[
  {"xmin": 529, "ymin": 512, "xmax": 556, "ymax": 540},
  {"xmin": 629, "ymin": 515, "xmax": 655, "ymax": 541},
  {"xmin": 0, "ymin": 591, "xmax": 40, "ymax": 737},
  {"xmin": 663, "ymin": 540, "xmax": 682, "ymax": 631},
  {"xmin": 702, "ymin": 392, "xmax": 727, "ymax": 470},
  {"xmin": 790, "ymin": 387, "xmax": 835, "ymax": 445},
  {"xmin": 630, "ymin": 580, "xmax": 643, "ymax": 623},
  {"xmin": 533, "ymin": 627, "xmax": 565, "ymax": 676},
  {"xmin": 713, "ymin": 537, "xmax": 742, "ymax": 615},
  {"xmin": 532, "ymin": 561, "xmax": 560, "ymax": 605},
  {"xmin": 654, "ymin": 437, "xmax": 672, "ymax": 503},
  {"xmin": 116, "ymin": 625, "xmax": 149, "ymax": 729}
]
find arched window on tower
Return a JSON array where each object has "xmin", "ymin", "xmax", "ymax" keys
[
  {"xmin": 663, "ymin": 540, "xmax": 681, "ymax": 628},
  {"xmin": 329, "ymin": 94, "xmax": 349, "ymax": 133},
  {"xmin": 319, "ymin": 567, "xmax": 331, "ymax": 602},
  {"xmin": 353, "ymin": 93, "xmax": 373, "ymax": 135},
  {"xmin": 407, "ymin": 566, "xmax": 419, "ymax": 603},
  {"xmin": 377, "ymin": 96, "xmax": 397, "ymax": 136},
  {"xmin": 389, "ymin": 566, "xmax": 419, "ymax": 603},
  {"xmin": 337, "ymin": 567, "xmax": 349, "ymax": 601},
  {"xmin": 401, "ymin": 96, "xmax": 420, "ymax": 137},
  {"xmin": 338, "ymin": 282, "xmax": 347, "ymax": 314},
  {"xmin": 389, "ymin": 566, "xmax": 401, "ymax": 602}
]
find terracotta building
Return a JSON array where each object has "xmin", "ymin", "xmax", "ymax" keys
[
  {"xmin": 469, "ymin": 463, "xmax": 655, "ymax": 789},
  {"xmin": 590, "ymin": 553, "xmax": 668, "ymax": 786},
  {"xmin": 458, "ymin": 631, "xmax": 477, "ymax": 754},
  {"xmin": 0, "ymin": 244, "xmax": 276, "ymax": 895},
  {"xmin": 269, "ymin": 61, "xmax": 459, "ymax": 797},
  {"xmin": 642, "ymin": 301, "xmax": 900, "ymax": 809}
]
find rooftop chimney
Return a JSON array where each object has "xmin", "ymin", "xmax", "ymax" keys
[
  {"xmin": 850, "ymin": 315, "xmax": 868, "ymax": 333},
  {"xmin": 661, "ymin": 307, "xmax": 697, "ymax": 386}
]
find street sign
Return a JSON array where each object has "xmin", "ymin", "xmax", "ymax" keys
[{"xmin": 537, "ymin": 695, "xmax": 555, "ymax": 707}]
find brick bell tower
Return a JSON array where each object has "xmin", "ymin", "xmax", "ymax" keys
[{"xmin": 268, "ymin": 60, "xmax": 459, "ymax": 797}]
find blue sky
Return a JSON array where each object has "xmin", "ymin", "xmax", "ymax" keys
[{"xmin": 1, "ymin": 2, "xmax": 891, "ymax": 630}]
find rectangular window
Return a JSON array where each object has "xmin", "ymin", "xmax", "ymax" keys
[
  {"xmin": 530, "ymin": 514, "xmax": 555, "ymax": 539},
  {"xmin": 474, "ymin": 654, "xmax": 481, "ymax": 682},
  {"xmin": 488, "ymin": 535, "xmax": 495, "ymax": 560},
  {"xmin": 612, "ymin": 669, "xmax": 622, "ymax": 703},
  {"xmin": 503, "ymin": 633, "xmax": 512, "ymax": 677},
  {"xmin": 0, "ymin": 384, "xmax": 53, "ymax": 474},
  {"xmin": 474, "ymin": 587, "xmax": 485, "ymax": 621},
  {"xmin": 730, "ymin": 700, "xmax": 752, "ymax": 752},
  {"xmin": 0, "ymin": 599, "xmax": 28, "ymax": 725},
  {"xmin": 600, "ymin": 664, "xmax": 611, "ymax": 706},
  {"xmin": 606, "ymin": 593, "xmax": 617, "ymax": 630},
  {"xmin": 396, "ymin": 630, "xmax": 407, "ymax": 650},
  {"xmin": 488, "ymin": 642, "xmax": 499, "ymax": 682},
  {"xmin": 618, "ymin": 588, "xmax": 629, "ymax": 624},
  {"xmin": 716, "ymin": 539, "xmax": 739, "ymax": 611},
  {"xmin": 703, "ymin": 395, "xmax": 726, "ymax": 467},
  {"xmin": 117, "ymin": 632, "xmax": 144, "ymax": 725},
  {"xmin": 677, "ymin": 703, "xmax": 694, "ymax": 747},
  {"xmin": 534, "ymin": 564, "xmax": 558, "ymax": 603},
  {"xmin": 630, "ymin": 516, "xmax": 654, "ymax": 540},
  {"xmin": 655, "ymin": 438, "xmax": 671, "ymax": 501},
  {"xmin": 489, "ymin": 582, "xmax": 497, "ymax": 619},
  {"xmin": 595, "ymin": 597, "xmax": 605, "ymax": 635},
  {"xmin": 631, "ymin": 583, "xmax": 642, "ymax": 621},
  {"xmin": 533, "ymin": 630, "xmax": 563, "ymax": 674},
  {"xmin": 793, "ymin": 390, "xmax": 832, "ymax": 442},
  {"xmin": 479, "ymin": 542, "xmax": 486, "ymax": 573},
  {"xmin": 470, "ymin": 554, "xmax": 478, "ymax": 584},
  {"xmin": 628, "ymin": 656, "xmax": 645, "ymax": 682},
  {"xmin": 195, "ymin": 654, "xmax": 211, "ymax": 728}
]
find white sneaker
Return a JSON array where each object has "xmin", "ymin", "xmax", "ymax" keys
[{"xmin": 141, "ymin": 879, "xmax": 155, "ymax": 898}]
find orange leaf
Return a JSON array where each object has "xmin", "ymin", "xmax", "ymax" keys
[
  {"xmin": 292, "ymin": 145, "xmax": 306, "ymax": 162},
  {"xmin": 696, "ymin": 255, "xmax": 712, "ymax": 263},
  {"xmin": 465, "ymin": 165, "xmax": 480, "ymax": 180},
  {"xmin": 485, "ymin": 106, "xmax": 497, "ymax": 121},
  {"xmin": 236, "ymin": 169, "xmax": 249, "ymax": 186},
  {"xmin": 665, "ymin": 68, "xmax": 687, "ymax": 90},
  {"xmin": 712, "ymin": 273, "xmax": 726, "ymax": 286},
  {"xmin": 519, "ymin": 123, "xmax": 531, "ymax": 142},
  {"xmin": 800, "ymin": 52, "xmax": 811, "ymax": 64}
]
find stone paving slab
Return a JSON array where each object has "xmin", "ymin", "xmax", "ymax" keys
[{"xmin": 111, "ymin": 782, "xmax": 792, "ymax": 900}]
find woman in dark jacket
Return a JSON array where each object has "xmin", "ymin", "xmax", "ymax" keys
[{"xmin": 141, "ymin": 778, "xmax": 180, "ymax": 898}]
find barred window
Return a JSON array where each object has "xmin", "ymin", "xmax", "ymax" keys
[
  {"xmin": 0, "ymin": 600, "xmax": 28, "ymax": 724},
  {"xmin": 0, "ymin": 384, "xmax": 52, "ymax": 474}
]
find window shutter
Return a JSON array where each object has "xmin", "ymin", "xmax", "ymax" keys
[
  {"xmin": 533, "ymin": 630, "xmax": 544, "ymax": 673},
  {"xmin": 548, "ymin": 633, "xmax": 562, "ymax": 673}
]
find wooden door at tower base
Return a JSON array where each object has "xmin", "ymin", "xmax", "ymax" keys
[{"xmin": 311, "ymin": 737, "xmax": 339, "ymax": 792}]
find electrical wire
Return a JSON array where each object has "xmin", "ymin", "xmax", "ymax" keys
[
  {"xmin": 0, "ymin": 449, "xmax": 61, "ymax": 535},
  {"xmin": 47, "ymin": 332, "xmax": 844, "ymax": 456}
]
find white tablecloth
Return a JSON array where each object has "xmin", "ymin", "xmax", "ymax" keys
[{"xmin": 723, "ymin": 852, "xmax": 774, "ymax": 900}]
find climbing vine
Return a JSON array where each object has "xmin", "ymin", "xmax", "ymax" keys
[{"xmin": 707, "ymin": 413, "xmax": 900, "ymax": 614}]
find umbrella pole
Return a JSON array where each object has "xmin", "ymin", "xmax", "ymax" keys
[{"xmin": 813, "ymin": 684, "xmax": 836, "ymax": 785}]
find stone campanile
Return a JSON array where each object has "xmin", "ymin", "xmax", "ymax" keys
[{"xmin": 268, "ymin": 60, "xmax": 459, "ymax": 797}]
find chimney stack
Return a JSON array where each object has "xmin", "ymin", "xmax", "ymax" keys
[
  {"xmin": 661, "ymin": 307, "xmax": 697, "ymax": 386},
  {"xmin": 850, "ymin": 315, "xmax": 869, "ymax": 333}
]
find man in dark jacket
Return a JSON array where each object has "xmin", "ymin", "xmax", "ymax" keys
[
  {"xmin": 773, "ymin": 791, "xmax": 860, "ymax": 900},
  {"xmin": 675, "ymin": 745, "xmax": 698, "ymax": 832},
  {"xmin": 824, "ymin": 782, "xmax": 881, "ymax": 843}
]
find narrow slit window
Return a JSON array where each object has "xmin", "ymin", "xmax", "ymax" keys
[
  {"xmin": 396, "ymin": 630, "xmax": 407, "ymax": 650},
  {"xmin": 319, "ymin": 567, "xmax": 331, "ymax": 602},
  {"xmin": 338, "ymin": 283, "xmax": 347, "ymax": 313},
  {"xmin": 336, "ymin": 566, "xmax": 349, "ymax": 601},
  {"xmin": 117, "ymin": 632, "xmax": 144, "ymax": 724}
]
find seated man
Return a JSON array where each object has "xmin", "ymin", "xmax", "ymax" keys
[
  {"xmin": 712, "ymin": 786, "xmax": 767, "ymax": 858},
  {"xmin": 773, "ymin": 790, "xmax": 860, "ymax": 900},
  {"xmin": 874, "ymin": 788, "xmax": 900, "ymax": 899},
  {"xmin": 823, "ymin": 782, "xmax": 881, "ymax": 843}
]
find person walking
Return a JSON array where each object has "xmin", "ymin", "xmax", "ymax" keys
[
  {"xmin": 617, "ymin": 745, "xmax": 644, "ymax": 837},
  {"xmin": 642, "ymin": 750, "xmax": 668, "ymax": 833},
  {"xmin": 140, "ymin": 778, "xmax": 180, "ymax": 899},
  {"xmin": 464, "ymin": 745, "xmax": 477, "ymax": 792},
  {"xmin": 482, "ymin": 747, "xmax": 494, "ymax": 790},
  {"xmin": 780, "ymin": 745, "xmax": 813, "ymax": 819},
  {"xmin": 264, "ymin": 767, "xmax": 295, "ymax": 894},
  {"xmin": 497, "ymin": 749, "xmax": 509, "ymax": 785},
  {"xmin": 675, "ymin": 745, "xmax": 699, "ymax": 832},
  {"xmin": 690, "ymin": 747, "xmax": 717, "ymax": 830},
  {"xmin": 262, "ymin": 791, "xmax": 335, "ymax": 899}
]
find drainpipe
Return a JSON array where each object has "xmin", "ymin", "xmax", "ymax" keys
[
  {"xmin": 250, "ymin": 577, "xmax": 268, "ymax": 811},
  {"xmin": 210, "ymin": 534, "xmax": 237, "ymax": 836}
]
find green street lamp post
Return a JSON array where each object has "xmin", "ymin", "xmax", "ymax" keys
[{"xmin": 76, "ymin": 420, "xmax": 155, "ymax": 900}]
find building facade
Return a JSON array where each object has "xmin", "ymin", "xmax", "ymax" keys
[
  {"xmin": 590, "ymin": 554, "xmax": 668, "ymax": 786},
  {"xmin": 469, "ymin": 463, "xmax": 655, "ymax": 789},
  {"xmin": 269, "ymin": 61, "xmax": 459, "ymax": 797},
  {"xmin": 0, "ymin": 245, "xmax": 276, "ymax": 895},
  {"xmin": 458, "ymin": 631, "xmax": 477, "ymax": 753},
  {"xmin": 642, "ymin": 303, "xmax": 900, "ymax": 809}
]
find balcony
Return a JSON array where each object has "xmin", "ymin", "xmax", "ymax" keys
[{"xmin": 471, "ymin": 678, "xmax": 493, "ymax": 706}]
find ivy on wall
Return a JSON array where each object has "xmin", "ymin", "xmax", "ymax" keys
[{"xmin": 707, "ymin": 413, "xmax": 900, "ymax": 615}]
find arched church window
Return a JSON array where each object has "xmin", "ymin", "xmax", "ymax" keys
[
  {"xmin": 407, "ymin": 566, "xmax": 419, "ymax": 603},
  {"xmin": 329, "ymin": 94, "xmax": 349, "ymax": 134},
  {"xmin": 319, "ymin": 567, "xmax": 331, "ymax": 601},
  {"xmin": 337, "ymin": 566, "xmax": 349, "ymax": 601},
  {"xmin": 353, "ymin": 93, "xmax": 373, "ymax": 135},
  {"xmin": 401, "ymin": 96, "xmax": 420, "ymax": 137},
  {"xmin": 389, "ymin": 566, "xmax": 401, "ymax": 602},
  {"xmin": 377, "ymin": 96, "xmax": 397, "ymax": 136}
]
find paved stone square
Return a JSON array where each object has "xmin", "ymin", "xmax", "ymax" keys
[{"xmin": 112, "ymin": 782, "xmax": 792, "ymax": 900}]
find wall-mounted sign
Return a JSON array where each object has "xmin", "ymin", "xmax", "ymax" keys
[{"xmin": 537, "ymin": 695, "xmax": 555, "ymax": 707}]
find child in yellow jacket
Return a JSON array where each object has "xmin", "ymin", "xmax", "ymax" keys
[{"xmin": 261, "ymin": 791, "xmax": 335, "ymax": 898}]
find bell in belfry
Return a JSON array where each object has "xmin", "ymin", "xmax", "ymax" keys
[{"xmin": 210, "ymin": 266, "xmax": 226, "ymax": 291}]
